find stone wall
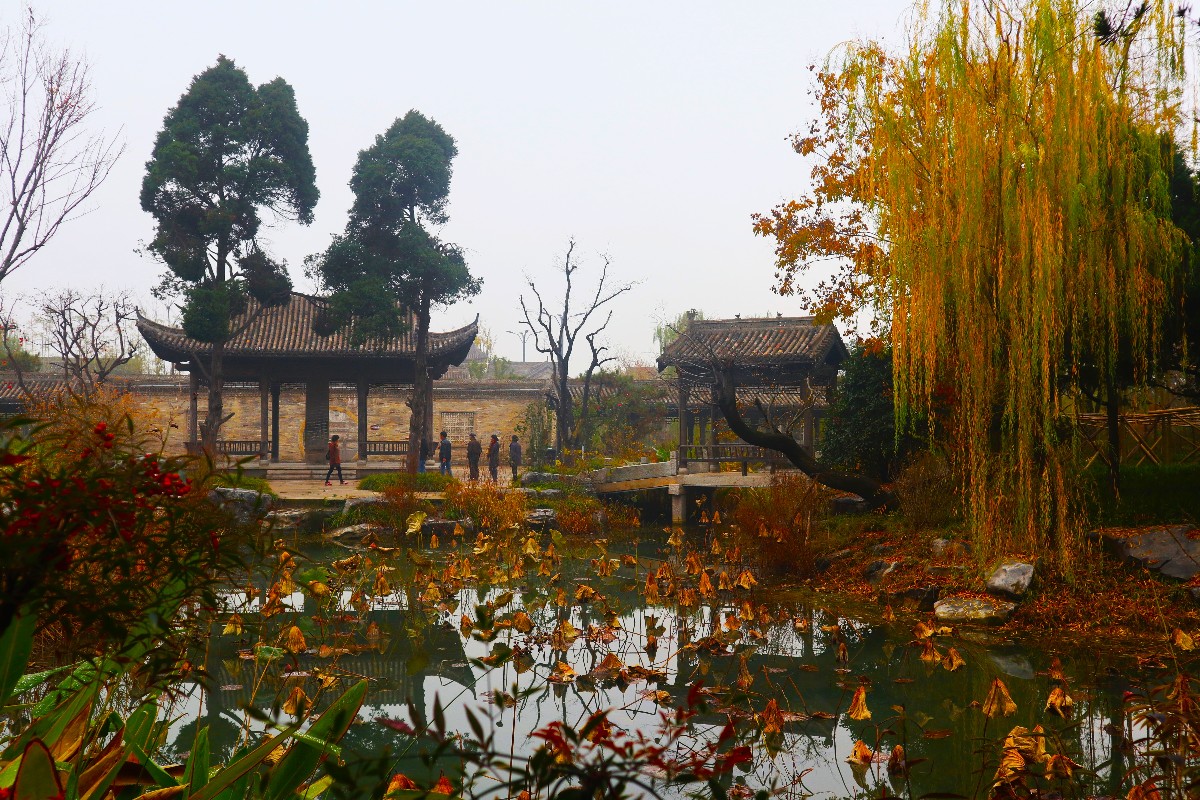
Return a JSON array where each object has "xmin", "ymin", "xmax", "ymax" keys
[{"xmin": 127, "ymin": 379, "xmax": 545, "ymax": 462}]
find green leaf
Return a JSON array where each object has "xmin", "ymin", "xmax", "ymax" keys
[
  {"xmin": 0, "ymin": 612, "xmax": 38, "ymax": 705},
  {"xmin": 128, "ymin": 743, "xmax": 182, "ymax": 789},
  {"xmin": 184, "ymin": 726, "xmax": 211, "ymax": 795},
  {"xmin": 298, "ymin": 775, "xmax": 333, "ymax": 799},
  {"xmin": 264, "ymin": 680, "xmax": 368, "ymax": 800},
  {"xmin": 188, "ymin": 722, "xmax": 302, "ymax": 800},
  {"xmin": 13, "ymin": 740, "xmax": 63, "ymax": 800},
  {"xmin": 8, "ymin": 665, "xmax": 74, "ymax": 701},
  {"xmin": 406, "ymin": 511, "xmax": 427, "ymax": 535}
]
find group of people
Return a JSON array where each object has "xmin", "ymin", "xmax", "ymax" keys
[
  {"xmin": 324, "ymin": 431, "xmax": 523, "ymax": 485},
  {"xmin": 445, "ymin": 431, "xmax": 522, "ymax": 482}
]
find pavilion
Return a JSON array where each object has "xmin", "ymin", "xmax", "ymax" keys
[
  {"xmin": 137, "ymin": 292, "xmax": 477, "ymax": 463},
  {"xmin": 656, "ymin": 313, "xmax": 847, "ymax": 469}
]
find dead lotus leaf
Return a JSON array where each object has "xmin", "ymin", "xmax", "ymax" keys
[{"xmin": 983, "ymin": 677, "xmax": 1018, "ymax": 718}]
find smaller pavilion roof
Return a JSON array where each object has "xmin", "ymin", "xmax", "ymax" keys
[
  {"xmin": 137, "ymin": 292, "xmax": 477, "ymax": 373},
  {"xmin": 656, "ymin": 315, "xmax": 847, "ymax": 386}
]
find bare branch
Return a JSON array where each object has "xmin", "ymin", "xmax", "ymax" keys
[{"xmin": 0, "ymin": 9, "xmax": 123, "ymax": 285}]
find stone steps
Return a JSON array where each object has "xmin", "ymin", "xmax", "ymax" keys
[{"xmin": 266, "ymin": 465, "xmax": 359, "ymax": 481}]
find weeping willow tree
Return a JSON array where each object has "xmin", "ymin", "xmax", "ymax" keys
[{"xmin": 755, "ymin": 0, "xmax": 1191, "ymax": 568}]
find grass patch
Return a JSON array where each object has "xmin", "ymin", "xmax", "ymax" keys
[
  {"xmin": 212, "ymin": 472, "xmax": 276, "ymax": 496},
  {"xmin": 1085, "ymin": 463, "xmax": 1200, "ymax": 526},
  {"xmin": 358, "ymin": 472, "xmax": 456, "ymax": 493}
]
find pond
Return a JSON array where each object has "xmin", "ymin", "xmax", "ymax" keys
[{"xmin": 170, "ymin": 521, "xmax": 1149, "ymax": 799}]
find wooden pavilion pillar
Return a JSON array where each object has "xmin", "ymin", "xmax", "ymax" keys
[
  {"xmin": 304, "ymin": 380, "xmax": 330, "ymax": 464},
  {"xmin": 357, "ymin": 381, "xmax": 369, "ymax": 463},
  {"xmin": 258, "ymin": 379, "xmax": 269, "ymax": 463},
  {"xmin": 188, "ymin": 370, "xmax": 199, "ymax": 452},
  {"xmin": 423, "ymin": 373, "xmax": 435, "ymax": 458},
  {"xmin": 270, "ymin": 382, "xmax": 281, "ymax": 462},
  {"xmin": 677, "ymin": 384, "xmax": 689, "ymax": 470}
]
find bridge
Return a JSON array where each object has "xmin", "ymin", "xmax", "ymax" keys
[{"xmin": 590, "ymin": 445, "xmax": 792, "ymax": 523}]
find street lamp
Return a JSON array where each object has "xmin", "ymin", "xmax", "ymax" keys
[{"xmin": 507, "ymin": 328, "xmax": 530, "ymax": 362}]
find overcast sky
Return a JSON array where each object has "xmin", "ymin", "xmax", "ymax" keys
[{"xmin": 5, "ymin": 1, "xmax": 913, "ymax": 370}]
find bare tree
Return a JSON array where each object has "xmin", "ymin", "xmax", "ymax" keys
[
  {"xmin": 0, "ymin": 9, "xmax": 122, "ymax": 284},
  {"xmin": 0, "ymin": 288, "xmax": 140, "ymax": 398},
  {"xmin": 520, "ymin": 240, "xmax": 635, "ymax": 453}
]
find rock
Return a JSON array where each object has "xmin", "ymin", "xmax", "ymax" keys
[
  {"xmin": 326, "ymin": 522, "xmax": 378, "ymax": 539},
  {"xmin": 814, "ymin": 548, "xmax": 854, "ymax": 573},
  {"xmin": 898, "ymin": 586, "xmax": 941, "ymax": 612},
  {"xmin": 1099, "ymin": 526, "xmax": 1200, "ymax": 581},
  {"xmin": 521, "ymin": 472, "xmax": 577, "ymax": 487},
  {"xmin": 863, "ymin": 560, "xmax": 902, "ymax": 585},
  {"xmin": 537, "ymin": 488, "xmax": 564, "ymax": 499},
  {"xmin": 931, "ymin": 538, "xmax": 951, "ymax": 554},
  {"xmin": 924, "ymin": 564, "xmax": 966, "ymax": 578},
  {"xmin": 343, "ymin": 495, "xmax": 387, "ymax": 515},
  {"xmin": 989, "ymin": 652, "xmax": 1035, "ymax": 681},
  {"xmin": 829, "ymin": 496, "xmax": 867, "ymax": 514},
  {"xmin": 986, "ymin": 560, "xmax": 1035, "ymax": 599},
  {"xmin": 209, "ymin": 487, "xmax": 274, "ymax": 523},
  {"xmin": 265, "ymin": 508, "xmax": 310, "ymax": 527},
  {"xmin": 933, "ymin": 594, "xmax": 1017, "ymax": 625},
  {"xmin": 526, "ymin": 507, "xmax": 557, "ymax": 530},
  {"xmin": 871, "ymin": 544, "xmax": 895, "ymax": 556}
]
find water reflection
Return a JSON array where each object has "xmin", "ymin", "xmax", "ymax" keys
[{"xmin": 185, "ymin": 529, "xmax": 1135, "ymax": 798}]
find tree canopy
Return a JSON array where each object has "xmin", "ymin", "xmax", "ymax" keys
[{"xmin": 755, "ymin": 0, "xmax": 1191, "ymax": 568}]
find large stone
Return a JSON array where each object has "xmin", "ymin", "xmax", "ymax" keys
[
  {"xmin": 986, "ymin": 560, "xmax": 1036, "ymax": 599},
  {"xmin": 537, "ymin": 488, "xmax": 564, "ymax": 499},
  {"xmin": 897, "ymin": 586, "xmax": 941, "ymax": 612},
  {"xmin": 863, "ymin": 560, "xmax": 902, "ymax": 585},
  {"xmin": 209, "ymin": 487, "xmax": 274, "ymax": 523},
  {"xmin": 422, "ymin": 517, "xmax": 476, "ymax": 537},
  {"xmin": 326, "ymin": 522, "xmax": 379, "ymax": 539},
  {"xmin": 1099, "ymin": 526, "xmax": 1200, "ymax": 581},
  {"xmin": 526, "ymin": 507, "xmax": 557, "ymax": 530},
  {"xmin": 933, "ymin": 594, "xmax": 1017, "ymax": 625},
  {"xmin": 343, "ymin": 495, "xmax": 387, "ymax": 515}
]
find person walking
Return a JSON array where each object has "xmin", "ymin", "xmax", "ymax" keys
[
  {"xmin": 438, "ymin": 430, "xmax": 452, "ymax": 476},
  {"xmin": 487, "ymin": 434, "xmax": 500, "ymax": 482},
  {"xmin": 466, "ymin": 433, "xmax": 482, "ymax": 481},
  {"xmin": 508, "ymin": 435, "xmax": 522, "ymax": 483},
  {"xmin": 324, "ymin": 434, "xmax": 345, "ymax": 486}
]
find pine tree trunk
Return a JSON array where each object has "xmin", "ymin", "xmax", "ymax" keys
[
  {"xmin": 201, "ymin": 339, "xmax": 225, "ymax": 454},
  {"xmin": 406, "ymin": 297, "xmax": 431, "ymax": 473}
]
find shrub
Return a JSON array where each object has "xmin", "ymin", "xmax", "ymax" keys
[
  {"xmin": 444, "ymin": 480, "xmax": 528, "ymax": 532},
  {"xmin": 212, "ymin": 471, "xmax": 276, "ymax": 496},
  {"xmin": 552, "ymin": 493, "xmax": 605, "ymax": 536},
  {"xmin": 893, "ymin": 451, "xmax": 960, "ymax": 532},
  {"xmin": 728, "ymin": 473, "xmax": 835, "ymax": 576},
  {"xmin": 358, "ymin": 471, "xmax": 456, "ymax": 493}
]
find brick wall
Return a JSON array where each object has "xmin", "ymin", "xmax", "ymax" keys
[{"xmin": 127, "ymin": 379, "xmax": 545, "ymax": 462}]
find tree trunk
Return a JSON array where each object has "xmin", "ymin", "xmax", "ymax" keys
[
  {"xmin": 555, "ymin": 367, "xmax": 574, "ymax": 454},
  {"xmin": 406, "ymin": 296, "xmax": 431, "ymax": 473},
  {"xmin": 712, "ymin": 365, "xmax": 895, "ymax": 510},
  {"xmin": 1105, "ymin": 375, "xmax": 1121, "ymax": 500},
  {"xmin": 201, "ymin": 339, "xmax": 225, "ymax": 454}
]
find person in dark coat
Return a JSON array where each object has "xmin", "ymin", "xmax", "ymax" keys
[
  {"xmin": 438, "ymin": 431, "xmax": 452, "ymax": 476},
  {"xmin": 487, "ymin": 434, "xmax": 500, "ymax": 481},
  {"xmin": 466, "ymin": 433, "xmax": 482, "ymax": 481},
  {"xmin": 508, "ymin": 435, "xmax": 522, "ymax": 482},
  {"xmin": 324, "ymin": 435, "xmax": 345, "ymax": 486}
]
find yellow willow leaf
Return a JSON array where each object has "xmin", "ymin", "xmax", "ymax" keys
[
  {"xmin": 282, "ymin": 686, "xmax": 309, "ymax": 716},
  {"xmin": 983, "ymin": 677, "xmax": 1018, "ymax": 718},
  {"xmin": 734, "ymin": 569, "xmax": 757, "ymax": 589},
  {"xmin": 429, "ymin": 534, "xmax": 439, "ymax": 549},
  {"xmin": 1173, "ymin": 628, "xmax": 1195, "ymax": 651},
  {"xmin": 283, "ymin": 625, "xmax": 307, "ymax": 654},
  {"xmin": 846, "ymin": 741, "xmax": 873, "ymax": 766},
  {"xmin": 222, "ymin": 614, "xmax": 243, "ymax": 636},
  {"xmin": 698, "ymin": 571, "xmax": 716, "ymax": 598},
  {"xmin": 512, "ymin": 611, "xmax": 534, "ymax": 633},
  {"xmin": 942, "ymin": 648, "xmax": 966, "ymax": 672},
  {"xmin": 848, "ymin": 686, "xmax": 871, "ymax": 720},
  {"xmin": 1045, "ymin": 686, "xmax": 1074, "ymax": 717}
]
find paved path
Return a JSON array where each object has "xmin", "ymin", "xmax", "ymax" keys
[{"xmin": 269, "ymin": 480, "xmax": 378, "ymax": 502}]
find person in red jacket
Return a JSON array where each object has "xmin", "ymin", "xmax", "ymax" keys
[{"xmin": 324, "ymin": 435, "xmax": 345, "ymax": 486}]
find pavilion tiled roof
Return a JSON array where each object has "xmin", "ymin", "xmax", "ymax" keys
[
  {"xmin": 656, "ymin": 316, "xmax": 848, "ymax": 373},
  {"xmin": 137, "ymin": 292, "xmax": 478, "ymax": 363}
]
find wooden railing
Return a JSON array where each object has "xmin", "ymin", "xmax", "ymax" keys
[
  {"xmin": 362, "ymin": 440, "xmax": 408, "ymax": 458},
  {"xmin": 679, "ymin": 444, "xmax": 789, "ymax": 465},
  {"xmin": 215, "ymin": 439, "xmax": 271, "ymax": 456},
  {"xmin": 1077, "ymin": 407, "xmax": 1200, "ymax": 467}
]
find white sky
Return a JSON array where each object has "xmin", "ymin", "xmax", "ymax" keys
[{"xmin": 5, "ymin": 1, "xmax": 913, "ymax": 370}]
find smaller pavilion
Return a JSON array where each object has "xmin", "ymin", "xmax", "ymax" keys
[
  {"xmin": 137, "ymin": 292, "xmax": 477, "ymax": 463},
  {"xmin": 656, "ymin": 313, "xmax": 848, "ymax": 469}
]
